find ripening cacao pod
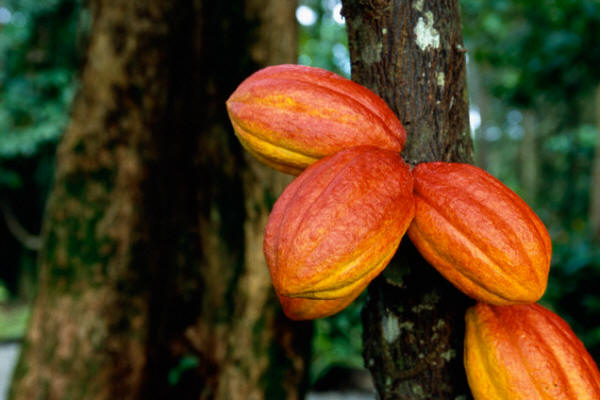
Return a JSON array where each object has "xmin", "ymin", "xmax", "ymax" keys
[
  {"xmin": 226, "ymin": 64, "xmax": 406, "ymax": 175},
  {"xmin": 464, "ymin": 302, "xmax": 600, "ymax": 400},
  {"xmin": 408, "ymin": 162, "xmax": 551, "ymax": 305},
  {"xmin": 264, "ymin": 146, "xmax": 414, "ymax": 319}
]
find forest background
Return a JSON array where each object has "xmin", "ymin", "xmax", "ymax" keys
[{"xmin": 0, "ymin": 0, "xmax": 599, "ymax": 396}]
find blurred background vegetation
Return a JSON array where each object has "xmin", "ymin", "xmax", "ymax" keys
[{"xmin": 1, "ymin": 0, "xmax": 599, "ymax": 383}]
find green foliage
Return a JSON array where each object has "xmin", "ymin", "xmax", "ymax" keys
[
  {"xmin": 463, "ymin": 0, "xmax": 600, "ymax": 109},
  {"xmin": 311, "ymin": 295, "xmax": 364, "ymax": 384},
  {"xmin": 297, "ymin": 0, "xmax": 349, "ymax": 77},
  {"xmin": 0, "ymin": 0, "xmax": 87, "ymax": 188},
  {"xmin": 0, "ymin": 0, "xmax": 87, "ymax": 298},
  {"xmin": 0, "ymin": 301, "xmax": 30, "ymax": 341},
  {"xmin": 168, "ymin": 355, "xmax": 199, "ymax": 386},
  {"xmin": 462, "ymin": 0, "xmax": 600, "ymax": 360}
]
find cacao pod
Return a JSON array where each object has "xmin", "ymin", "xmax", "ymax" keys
[
  {"xmin": 264, "ymin": 146, "xmax": 414, "ymax": 317},
  {"xmin": 464, "ymin": 302, "xmax": 600, "ymax": 400},
  {"xmin": 226, "ymin": 64, "xmax": 406, "ymax": 175},
  {"xmin": 408, "ymin": 162, "xmax": 551, "ymax": 305}
]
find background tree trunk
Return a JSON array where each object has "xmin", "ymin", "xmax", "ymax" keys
[
  {"xmin": 520, "ymin": 110, "xmax": 538, "ymax": 205},
  {"xmin": 468, "ymin": 63, "xmax": 490, "ymax": 170},
  {"xmin": 10, "ymin": 1, "xmax": 311, "ymax": 399},
  {"xmin": 590, "ymin": 84, "xmax": 600, "ymax": 242},
  {"xmin": 342, "ymin": 0, "xmax": 474, "ymax": 398}
]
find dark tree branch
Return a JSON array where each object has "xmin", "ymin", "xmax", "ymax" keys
[{"xmin": 0, "ymin": 197, "xmax": 41, "ymax": 251}]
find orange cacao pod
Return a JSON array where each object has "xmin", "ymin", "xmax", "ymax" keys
[
  {"xmin": 464, "ymin": 302, "xmax": 600, "ymax": 399},
  {"xmin": 408, "ymin": 162, "xmax": 551, "ymax": 305},
  {"xmin": 226, "ymin": 64, "xmax": 406, "ymax": 175},
  {"xmin": 264, "ymin": 146, "xmax": 414, "ymax": 319}
]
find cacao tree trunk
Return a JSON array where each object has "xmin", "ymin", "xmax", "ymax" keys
[
  {"xmin": 10, "ymin": 1, "xmax": 311, "ymax": 399},
  {"xmin": 342, "ymin": 1, "xmax": 474, "ymax": 398}
]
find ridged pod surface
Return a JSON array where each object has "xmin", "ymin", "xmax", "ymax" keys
[
  {"xmin": 464, "ymin": 302, "xmax": 600, "ymax": 400},
  {"xmin": 264, "ymin": 146, "xmax": 414, "ymax": 319},
  {"xmin": 408, "ymin": 162, "xmax": 551, "ymax": 305},
  {"xmin": 226, "ymin": 64, "xmax": 406, "ymax": 175}
]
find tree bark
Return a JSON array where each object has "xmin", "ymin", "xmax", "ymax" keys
[
  {"xmin": 342, "ymin": 1, "xmax": 474, "ymax": 398},
  {"xmin": 10, "ymin": 1, "xmax": 310, "ymax": 400}
]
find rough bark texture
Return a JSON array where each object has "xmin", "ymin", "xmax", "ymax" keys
[
  {"xmin": 10, "ymin": 1, "xmax": 310, "ymax": 399},
  {"xmin": 342, "ymin": 0, "xmax": 474, "ymax": 398},
  {"xmin": 177, "ymin": 4, "xmax": 313, "ymax": 398}
]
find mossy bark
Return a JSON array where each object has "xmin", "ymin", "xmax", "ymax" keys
[
  {"xmin": 10, "ymin": 1, "xmax": 310, "ymax": 399},
  {"xmin": 342, "ymin": 0, "xmax": 475, "ymax": 398}
]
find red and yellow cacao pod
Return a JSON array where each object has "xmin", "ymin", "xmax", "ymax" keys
[
  {"xmin": 264, "ymin": 146, "xmax": 414, "ymax": 319},
  {"xmin": 464, "ymin": 302, "xmax": 600, "ymax": 400},
  {"xmin": 226, "ymin": 64, "xmax": 406, "ymax": 175},
  {"xmin": 408, "ymin": 162, "xmax": 551, "ymax": 305}
]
